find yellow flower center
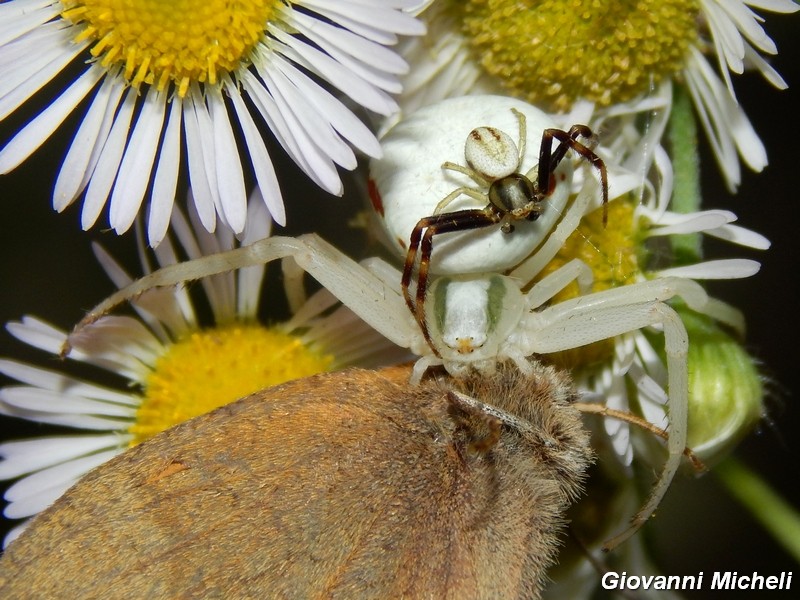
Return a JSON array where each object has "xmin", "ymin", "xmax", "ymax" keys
[
  {"xmin": 538, "ymin": 196, "xmax": 642, "ymax": 368},
  {"xmin": 60, "ymin": 0, "xmax": 280, "ymax": 97},
  {"xmin": 129, "ymin": 324, "xmax": 333, "ymax": 445},
  {"xmin": 455, "ymin": 0, "xmax": 700, "ymax": 110}
]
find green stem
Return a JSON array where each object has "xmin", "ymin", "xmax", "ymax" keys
[
  {"xmin": 667, "ymin": 85, "xmax": 703, "ymax": 264},
  {"xmin": 715, "ymin": 457, "xmax": 800, "ymax": 564}
]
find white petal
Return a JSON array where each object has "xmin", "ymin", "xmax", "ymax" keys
[
  {"xmin": 285, "ymin": 13, "xmax": 402, "ymax": 94},
  {"xmin": 655, "ymin": 258, "xmax": 761, "ymax": 279},
  {"xmin": 236, "ymin": 195, "xmax": 271, "ymax": 319},
  {"xmin": 271, "ymin": 30, "xmax": 398, "ymax": 115},
  {"xmin": 647, "ymin": 210, "xmax": 736, "ymax": 236},
  {"xmin": 744, "ymin": 41, "xmax": 789, "ymax": 89},
  {"xmin": 0, "ymin": 358, "xmax": 138, "ymax": 406},
  {"xmin": 0, "ymin": 24, "xmax": 76, "ymax": 101},
  {"xmin": 226, "ymin": 79, "xmax": 285, "ymax": 225},
  {"xmin": 147, "ymin": 95, "xmax": 182, "ymax": 246},
  {"xmin": 0, "ymin": 1, "xmax": 56, "ymax": 45},
  {"xmin": 3, "ymin": 521, "xmax": 30, "ymax": 549},
  {"xmin": 290, "ymin": 7, "xmax": 410, "ymax": 75},
  {"xmin": 109, "ymin": 87, "xmax": 167, "ymax": 234},
  {"xmin": 81, "ymin": 88, "xmax": 138, "ymax": 229},
  {"xmin": 297, "ymin": 0, "xmax": 425, "ymax": 37},
  {"xmin": 0, "ymin": 25, "xmax": 87, "ymax": 121},
  {"xmin": 245, "ymin": 65, "xmax": 342, "ymax": 195},
  {"xmin": 269, "ymin": 54, "xmax": 357, "ymax": 170},
  {"xmin": 0, "ymin": 66, "xmax": 101, "ymax": 172},
  {"xmin": 4, "ymin": 449, "xmax": 121, "ymax": 517},
  {"xmin": 0, "ymin": 434, "xmax": 130, "ymax": 479},
  {"xmin": 705, "ymin": 223, "xmax": 771, "ymax": 249},
  {"xmin": 0, "ymin": 387, "xmax": 136, "ymax": 418},
  {"xmin": 184, "ymin": 89, "xmax": 219, "ymax": 232},
  {"xmin": 209, "ymin": 89, "xmax": 247, "ymax": 234},
  {"xmin": 0, "ymin": 402, "xmax": 129, "ymax": 431},
  {"xmin": 53, "ymin": 73, "xmax": 126, "ymax": 211},
  {"xmin": 273, "ymin": 55, "xmax": 382, "ymax": 158}
]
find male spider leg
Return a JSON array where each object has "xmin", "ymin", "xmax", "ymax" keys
[
  {"xmin": 539, "ymin": 127, "xmax": 609, "ymax": 225},
  {"xmin": 402, "ymin": 210, "xmax": 502, "ymax": 353},
  {"xmin": 574, "ymin": 402, "xmax": 705, "ymax": 471}
]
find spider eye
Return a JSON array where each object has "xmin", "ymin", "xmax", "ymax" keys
[{"xmin": 465, "ymin": 126, "xmax": 519, "ymax": 180}]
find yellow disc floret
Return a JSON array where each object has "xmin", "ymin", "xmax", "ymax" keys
[
  {"xmin": 456, "ymin": 0, "xmax": 700, "ymax": 111},
  {"xmin": 60, "ymin": 0, "xmax": 280, "ymax": 97},
  {"xmin": 130, "ymin": 324, "xmax": 333, "ymax": 445},
  {"xmin": 537, "ymin": 196, "xmax": 642, "ymax": 368}
]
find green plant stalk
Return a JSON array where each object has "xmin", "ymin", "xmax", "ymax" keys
[
  {"xmin": 667, "ymin": 85, "xmax": 703, "ymax": 264},
  {"xmin": 715, "ymin": 457, "xmax": 800, "ymax": 564}
]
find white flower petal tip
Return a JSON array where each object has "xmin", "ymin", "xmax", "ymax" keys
[
  {"xmin": 707, "ymin": 223, "xmax": 772, "ymax": 250},
  {"xmin": 656, "ymin": 258, "xmax": 762, "ymax": 280},
  {"xmin": 647, "ymin": 210, "xmax": 737, "ymax": 236}
]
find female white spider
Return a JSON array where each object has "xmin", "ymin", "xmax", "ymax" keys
[
  {"xmin": 61, "ymin": 97, "xmax": 707, "ymax": 547},
  {"xmin": 62, "ymin": 182, "xmax": 707, "ymax": 548}
]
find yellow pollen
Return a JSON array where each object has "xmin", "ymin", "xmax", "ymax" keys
[
  {"xmin": 60, "ymin": 0, "xmax": 280, "ymax": 97},
  {"xmin": 537, "ymin": 196, "xmax": 642, "ymax": 368},
  {"xmin": 129, "ymin": 324, "xmax": 333, "ymax": 445},
  {"xmin": 455, "ymin": 0, "xmax": 700, "ymax": 111}
]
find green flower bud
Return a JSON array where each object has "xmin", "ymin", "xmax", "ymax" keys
[{"xmin": 681, "ymin": 309, "xmax": 764, "ymax": 465}]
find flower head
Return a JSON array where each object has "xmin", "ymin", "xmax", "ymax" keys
[
  {"xmin": 395, "ymin": 0, "xmax": 798, "ymax": 189},
  {"xmin": 0, "ymin": 193, "xmax": 405, "ymax": 546},
  {"xmin": 521, "ymin": 139, "xmax": 770, "ymax": 467},
  {"xmin": 0, "ymin": 0, "xmax": 425, "ymax": 245}
]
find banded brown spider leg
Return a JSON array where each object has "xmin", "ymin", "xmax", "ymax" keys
[
  {"xmin": 401, "ymin": 209, "xmax": 506, "ymax": 354},
  {"xmin": 402, "ymin": 112, "xmax": 609, "ymax": 354}
]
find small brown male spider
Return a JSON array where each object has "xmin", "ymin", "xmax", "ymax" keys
[{"xmin": 400, "ymin": 108, "xmax": 609, "ymax": 353}]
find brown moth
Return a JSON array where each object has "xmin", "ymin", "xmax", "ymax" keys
[{"xmin": 0, "ymin": 362, "xmax": 591, "ymax": 599}]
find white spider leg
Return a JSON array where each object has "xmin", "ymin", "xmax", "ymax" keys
[
  {"xmin": 64, "ymin": 234, "xmax": 418, "ymax": 355},
  {"xmin": 521, "ymin": 258, "xmax": 594, "ymax": 310},
  {"xmin": 434, "ymin": 184, "xmax": 487, "ymax": 214},
  {"xmin": 508, "ymin": 178, "xmax": 599, "ymax": 284},
  {"xmin": 441, "ymin": 160, "xmax": 490, "ymax": 186},
  {"xmin": 510, "ymin": 107, "xmax": 527, "ymax": 166},
  {"xmin": 283, "ymin": 258, "xmax": 402, "ymax": 333},
  {"xmin": 410, "ymin": 354, "xmax": 444, "ymax": 385},
  {"xmin": 521, "ymin": 277, "xmax": 707, "ymax": 548},
  {"xmin": 533, "ymin": 277, "xmax": 708, "ymax": 326},
  {"xmin": 281, "ymin": 256, "xmax": 308, "ymax": 314}
]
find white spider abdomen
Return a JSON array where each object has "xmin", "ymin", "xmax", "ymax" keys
[{"xmin": 465, "ymin": 126, "xmax": 519, "ymax": 180}]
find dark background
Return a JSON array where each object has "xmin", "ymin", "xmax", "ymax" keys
[{"xmin": 0, "ymin": 18, "xmax": 798, "ymax": 596}]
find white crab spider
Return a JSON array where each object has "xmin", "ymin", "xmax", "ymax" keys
[
  {"xmin": 62, "ymin": 97, "xmax": 709, "ymax": 548},
  {"xmin": 63, "ymin": 174, "xmax": 707, "ymax": 548}
]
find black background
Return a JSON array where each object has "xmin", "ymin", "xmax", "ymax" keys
[{"xmin": 0, "ymin": 17, "xmax": 798, "ymax": 596}]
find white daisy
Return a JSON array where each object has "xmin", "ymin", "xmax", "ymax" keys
[
  {"xmin": 0, "ymin": 191, "xmax": 406, "ymax": 547},
  {"xmin": 0, "ymin": 0, "xmax": 425, "ymax": 245},
  {"xmin": 517, "ymin": 141, "xmax": 770, "ymax": 468},
  {"xmin": 391, "ymin": 0, "xmax": 797, "ymax": 190}
]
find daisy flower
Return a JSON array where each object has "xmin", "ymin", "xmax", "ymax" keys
[
  {"xmin": 0, "ymin": 0, "xmax": 425, "ymax": 245},
  {"xmin": 0, "ymin": 192, "xmax": 406, "ymax": 547},
  {"xmin": 392, "ymin": 0, "xmax": 798, "ymax": 190},
  {"xmin": 516, "ymin": 140, "xmax": 769, "ymax": 468}
]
